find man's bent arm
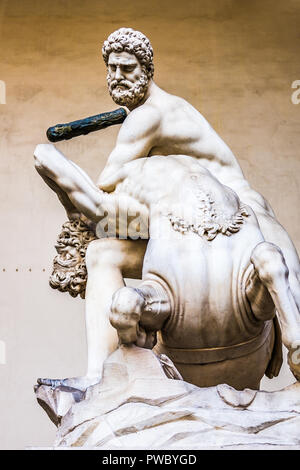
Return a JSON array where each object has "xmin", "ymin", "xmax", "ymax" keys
[{"xmin": 97, "ymin": 104, "xmax": 160, "ymax": 192}]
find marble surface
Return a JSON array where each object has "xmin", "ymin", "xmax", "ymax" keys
[{"xmin": 35, "ymin": 345, "xmax": 300, "ymax": 450}]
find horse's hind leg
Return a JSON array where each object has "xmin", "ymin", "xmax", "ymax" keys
[{"xmin": 251, "ymin": 241, "xmax": 300, "ymax": 380}]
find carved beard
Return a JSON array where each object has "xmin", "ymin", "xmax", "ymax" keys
[{"xmin": 107, "ymin": 71, "xmax": 149, "ymax": 108}]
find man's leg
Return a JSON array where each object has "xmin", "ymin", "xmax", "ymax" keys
[
  {"xmin": 34, "ymin": 144, "xmax": 148, "ymax": 390},
  {"xmin": 34, "ymin": 144, "xmax": 106, "ymax": 222},
  {"xmin": 109, "ymin": 281, "xmax": 171, "ymax": 347},
  {"xmin": 35, "ymin": 170, "xmax": 81, "ymax": 220},
  {"xmin": 38, "ymin": 238, "xmax": 147, "ymax": 391},
  {"xmin": 84, "ymin": 238, "xmax": 147, "ymax": 382}
]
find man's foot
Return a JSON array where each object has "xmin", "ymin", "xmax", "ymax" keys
[{"xmin": 36, "ymin": 375, "xmax": 101, "ymax": 392}]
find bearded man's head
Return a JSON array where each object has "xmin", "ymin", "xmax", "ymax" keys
[{"xmin": 102, "ymin": 28, "xmax": 154, "ymax": 108}]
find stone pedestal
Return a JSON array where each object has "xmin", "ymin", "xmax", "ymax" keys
[{"xmin": 35, "ymin": 345, "xmax": 300, "ymax": 449}]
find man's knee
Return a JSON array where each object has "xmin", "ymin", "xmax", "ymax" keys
[
  {"xmin": 34, "ymin": 146, "xmax": 47, "ymax": 173},
  {"xmin": 34, "ymin": 144, "xmax": 55, "ymax": 169},
  {"xmin": 109, "ymin": 287, "xmax": 143, "ymax": 343},
  {"xmin": 34, "ymin": 144, "xmax": 66, "ymax": 182}
]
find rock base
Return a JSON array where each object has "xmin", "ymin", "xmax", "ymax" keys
[{"xmin": 35, "ymin": 345, "xmax": 300, "ymax": 449}]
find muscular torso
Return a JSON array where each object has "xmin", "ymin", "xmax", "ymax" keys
[
  {"xmin": 98, "ymin": 83, "xmax": 271, "ymax": 216},
  {"xmin": 147, "ymin": 88, "xmax": 245, "ymax": 186}
]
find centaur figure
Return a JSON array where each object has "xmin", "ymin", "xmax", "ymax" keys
[{"xmin": 34, "ymin": 144, "xmax": 300, "ymax": 390}]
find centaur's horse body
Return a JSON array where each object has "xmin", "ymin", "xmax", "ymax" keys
[
  {"xmin": 142, "ymin": 226, "xmax": 277, "ymax": 390},
  {"xmin": 110, "ymin": 155, "xmax": 294, "ymax": 389}
]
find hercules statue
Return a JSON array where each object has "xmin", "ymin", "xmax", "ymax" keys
[{"xmin": 34, "ymin": 28, "xmax": 300, "ymax": 392}]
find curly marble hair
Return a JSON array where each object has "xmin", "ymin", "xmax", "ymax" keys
[
  {"xmin": 102, "ymin": 27, "xmax": 154, "ymax": 79},
  {"xmin": 49, "ymin": 218, "xmax": 96, "ymax": 299}
]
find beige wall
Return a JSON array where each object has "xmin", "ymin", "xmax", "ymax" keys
[{"xmin": 0, "ymin": 0, "xmax": 299, "ymax": 449}]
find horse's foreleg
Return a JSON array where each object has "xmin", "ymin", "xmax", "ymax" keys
[{"xmin": 250, "ymin": 241, "xmax": 300, "ymax": 380}]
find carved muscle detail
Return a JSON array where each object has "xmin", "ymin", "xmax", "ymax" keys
[
  {"xmin": 49, "ymin": 218, "xmax": 96, "ymax": 299},
  {"xmin": 167, "ymin": 186, "xmax": 250, "ymax": 241}
]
